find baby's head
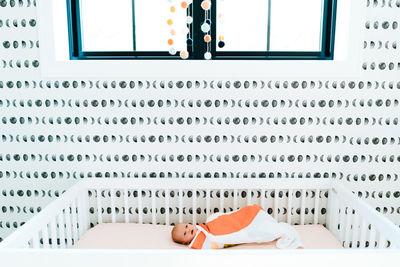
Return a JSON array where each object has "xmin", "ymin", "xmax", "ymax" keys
[{"xmin": 171, "ymin": 223, "xmax": 198, "ymax": 245}]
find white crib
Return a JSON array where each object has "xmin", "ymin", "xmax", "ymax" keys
[{"xmin": 1, "ymin": 178, "xmax": 400, "ymax": 267}]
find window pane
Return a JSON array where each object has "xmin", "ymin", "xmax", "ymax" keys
[
  {"xmin": 135, "ymin": 0, "xmax": 188, "ymax": 52},
  {"xmin": 269, "ymin": 0, "xmax": 323, "ymax": 51},
  {"xmin": 80, "ymin": 0, "xmax": 188, "ymax": 52},
  {"xmin": 216, "ymin": 0, "xmax": 270, "ymax": 51},
  {"xmin": 80, "ymin": 0, "xmax": 134, "ymax": 51}
]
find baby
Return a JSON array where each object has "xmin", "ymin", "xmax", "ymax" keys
[{"xmin": 171, "ymin": 204, "xmax": 303, "ymax": 249}]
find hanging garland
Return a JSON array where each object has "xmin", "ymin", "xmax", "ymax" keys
[
  {"xmin": 179, "ymin": 0, "xmax": 191, "ymax": 59},
  {"xmin": 167, "ymin": 1, "xmax": 177, "ymax": 56},
  {"xmin": 217, "ymin": 0, "xmax": 225, "ymax": 49},
  {"xmin": 169, "ymin": 0, "xmax": 221, "ymax": 60},
  {"xmin": 185, "ymin": 1, "xmax": 194, "ymax": 51},
  {"xmin": 167, "ymin": 0, "xmax": 192, "ymax": 59},
  {"xmin": 201, "ymin": 0, "xmax": 212, "ymax": 59}
]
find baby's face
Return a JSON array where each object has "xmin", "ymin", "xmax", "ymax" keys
[{"xmin": 173, "ymin": 223, "xmax": 198, "ymax": 245}]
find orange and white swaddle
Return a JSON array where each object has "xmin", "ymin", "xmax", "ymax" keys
[{"xmin": 189, "ymin": 204, "xmax": 303, "ymax": 249}]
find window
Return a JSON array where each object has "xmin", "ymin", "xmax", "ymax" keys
[{"xmin": 67, "ymin": 0, "xmax": 337, "ymax": 60}]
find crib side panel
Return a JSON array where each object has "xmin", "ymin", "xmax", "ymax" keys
[
  {"xmin": 0, "ymin": 184, "xmax": 88, "ymax": 249},
  {"xmin": 329, "ymin": 181, "xmax": 400, "ymax": 249}
]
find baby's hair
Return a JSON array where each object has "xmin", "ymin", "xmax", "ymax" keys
[{"xmin": 171, "ymin": 224, "xmax": 181, "ymax": 243}]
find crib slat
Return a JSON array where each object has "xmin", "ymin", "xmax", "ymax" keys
[
  {"xmin": 192, "ymin": 189, "xmax": 197, "ymax": 225},
  {"xmin": 151, "ymin": 189, "xmax": 156, "ymax": 224},
  {"xmin": 351, "ymin": 212, "xmax": 359, "ymax": 248},
  {"xmin": 351, "ymin": 213, "xmax": 359, "ymax": 248},
  {"xmin": 287, "ymin": 189, "xmax": 293, "ymax": 224},
  {"xmin": 165, "ymin": 189, "xmax": 170, "ymax": 225},
  {"xmin": 32, "ymin": 234, "xmax": 40, "ymax": 249},
  {"xmin": 326, "ymin": 189, "xmax": 334, "ymax": 232},
  {"xmin": 359, "ymin": 219, "xmax": 367, "ymax": 249},
  {"xmin": 179, "ymin": 189, "xmax": 184, "ymax": 223},
  {"xmin": 71, "ymin": 200, "xmax": 79, "ymax": 244},
  {"xmin": 124, "ymin": 189, "xmax": 130, "ymax": 223},
  {"xmin": 58, "ymin": 211, "xmax": 66, "ymax": 249},
  {"xmin": 50, "ymin": 218, "xmax": 58, "ymax": 249},
  {"xmin": 219, "ymin": 189, "xmax": 224, "ymax": 213},
  {"xmin": 314, "ymin": 189, "xmax": 320, "ymax": 224},
  {"xmin": 274, "ymin": 189, "xmax": 279, "ymax": 220},
  {"xmin": 64, "ymin": 206, "xmax": 73, "ymax": 248},
  {"xmin": 369, "ymin": 226, "xmax": 376, "ymax": 248},
  {"xmin": 338, "ymin": 202, "xmax": 346, "ymax": 244},
  {"xmin": 206, "ymin": 189, "xmax": 210, "ymax": 218},
  {"xmin": 233, "ymin": 189, "xmax": 238, "ymax": 210},
  {"xmin": 247, "ymin": 189, "xmax": 251, "ymax": 206},
  {"xmin": 332, "ymin": 195, "xmax": 340, "ymax": 238},
  {"xmin": 110, "ymin": 189, "xmax": 116, "ymax": 223},
  {"xmin": 138, "ymin": 189, "xmax": 143, "ymax": 224},
  {"xmin": 76, "ymin": 193, "xmax": 84, "ymax": 239},
  {"xmin": 344, "ymin": 208, "xmax": 353, "ymax": 248},
  {"xmin": 96, "ymin": 189, "xmax": 103, "ymax": 224},
  {"xmin": 300, "ymin": 190, "xmax": 306, "ymax": 225},
  {"xmin": 378, "ymin": 233, "xmax": 387, "ymax": 248},
  {"xmin": 260, "ymin": 189, "xmax": 265, "ymax": 209},
  {"xmin": 77, "ymin": 192, "xmax": 89, "ymax": 238},
  {"xmin": 41, "ymin": 225, "xmax": 50, "ymax": 249},
  {"xmin": 77, "ymin": 193, "xmax": 85, "ymax": 242}
]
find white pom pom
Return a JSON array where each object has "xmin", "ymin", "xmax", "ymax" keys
[
  {"xmin": 186, "ymin": 16, "xmax": 193, "ymax": 24},
  {"xmin": 181, "ymin": 27, "xmax": 189, "ymax": 34},
  {"xmin": 169, "ymin": 48, "xmax": 177, "ymax": 55},
  {"xmin": 201, "ymin": 23, "xmax": 210, "ymax": 33}
]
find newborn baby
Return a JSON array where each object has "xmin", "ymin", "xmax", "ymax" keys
[{"xmin": 171, "ymin": 204, "xmax": 303, "ymax": 249}]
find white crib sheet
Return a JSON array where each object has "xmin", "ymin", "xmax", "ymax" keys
[{"xmin": 73, "ymin": 223, "xmax": 343, "ymax": 249}]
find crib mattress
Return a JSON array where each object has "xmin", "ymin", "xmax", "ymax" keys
[{"xmin": 73, "ymin": 223, "xmax": 343, "ymax": 249}]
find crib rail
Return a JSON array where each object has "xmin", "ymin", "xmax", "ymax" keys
[{"xmin": 328, "ymin": 181, "xmax": 400, "ymax": 249}]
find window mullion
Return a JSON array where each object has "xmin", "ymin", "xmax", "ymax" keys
[
  {"xmin": 266, "ymin": 0, "xmax": 271, "ymax": 51},
  {"xmin": 186, "ymin": 3, "xmax": 192, "ymax": 55},
  {"xmin": 210, "ymin": 0, "xmax": 216, "ymax": 59},
  {"xmin": 132, "ymin": 0, "xmax": 136, "ymax": 51}
]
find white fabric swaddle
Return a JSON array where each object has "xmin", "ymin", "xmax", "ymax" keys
[{"xmin": 189, "ymin": 204, "xmax": 304, "ymax": 249}]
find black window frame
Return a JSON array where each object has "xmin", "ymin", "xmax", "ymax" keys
[{"xmin": 66, "ymin": 0, "xmax": 337, "ymax": 60}]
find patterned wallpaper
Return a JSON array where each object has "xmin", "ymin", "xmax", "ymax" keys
[{"xmin": 0, "ymin": 0, "xmax": 399, "ymax": 242}]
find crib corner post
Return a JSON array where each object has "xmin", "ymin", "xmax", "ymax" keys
[{"xmin": 77, "ymin": 187, "xmax": 90, "ymax": 237}]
